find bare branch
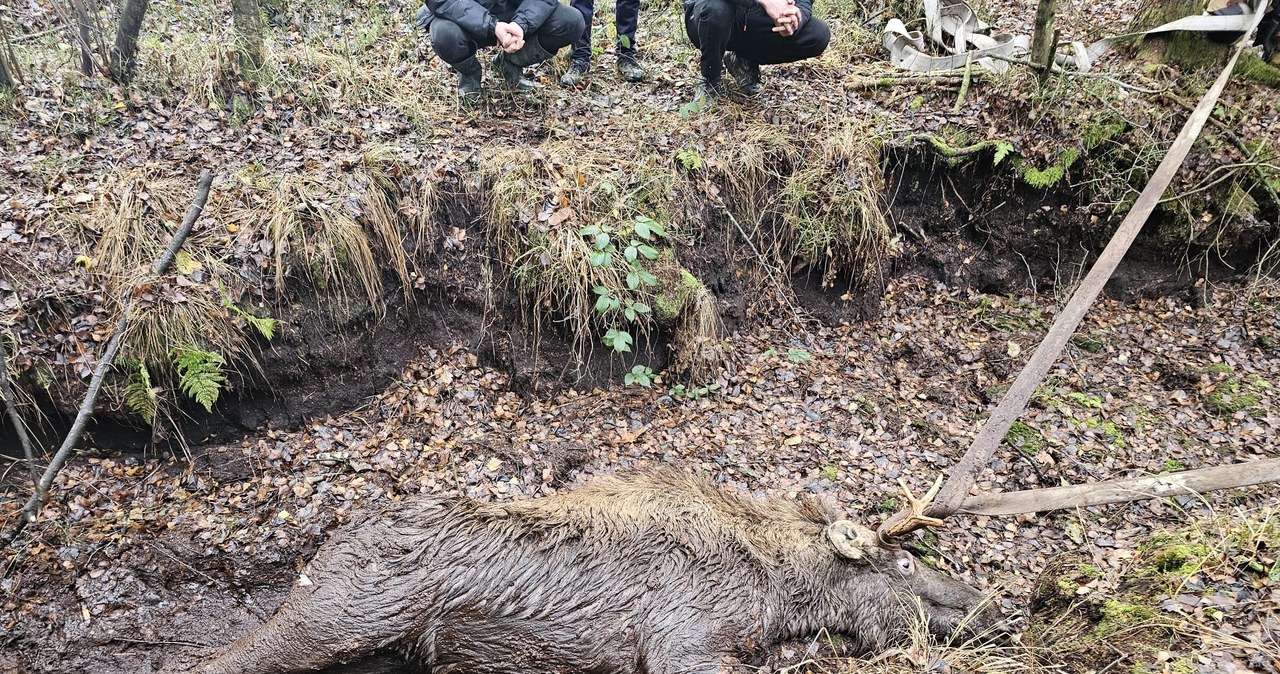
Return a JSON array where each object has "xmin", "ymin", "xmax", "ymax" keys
[{"xmin": 0, "ymin": 334, "xmax": 38, "ymax": 483}]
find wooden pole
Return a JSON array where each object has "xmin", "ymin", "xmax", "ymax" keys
[{"xmin": 960, "ymin": 458, "xmax": 1280, "ymax": 516}]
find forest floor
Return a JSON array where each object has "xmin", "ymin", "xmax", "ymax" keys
[
  {"xmin": 2, "ymin": 0, "xmax": 1280, "ymax": 671},
  {"xmin": 3, "ymin": 276, "xmax": 1280, "ymax": 674}
]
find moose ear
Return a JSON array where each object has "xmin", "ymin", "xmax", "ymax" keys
[{"xmin": 826, "ymin": 520, "xmax": 877, "ymax": 561}]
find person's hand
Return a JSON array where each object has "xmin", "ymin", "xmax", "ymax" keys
[
  {"xmin": 774, "ymin": 3, "xmax": 802, "ymax": 35},
  {"xmin": 495, "ymin": 21, "xmax": 525, "ymax": 52},
  {"xmin": 759, "ymin": 0, "xmax": 801, "ymax": 36},
  {"xmin": 772, "ymin": 7, "xmax": 801, "ymax": 35}
]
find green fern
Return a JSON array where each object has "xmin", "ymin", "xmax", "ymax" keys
[
  {"xmin": 122, "ymin": 360, "xmax": 159, "ymax": 425},
  {"xmin": 992, "ymin": 141, "xmax": 1014, "ymax": 166},
  {"xmin": 172, "ymin": 348, "xmax": 226, "ymax": 413},
  {"xmin": 219, "ymin": 283, "xmax": 281, "ymax": 340}
]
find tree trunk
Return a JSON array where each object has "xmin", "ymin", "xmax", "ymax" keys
[
  {"xmin": 110, "ymin": 0, "xmax": 150, "ymax": 83},
  {"xmin": 1131, "ymin": 0, "xmax": 1227, "ymax": 68},
  {"xmin": 70, "ymin": 0, "xmax": 96, "ymax": 75},
  {"xmin": 231, "ymin": 0, "xmax": 266, "ymax": 74},
  {"xmin": 1029, "ymin": 0, "xmax": 1059, "ymax": 71},
  {"xmin": 0, "ymin": 12, "xmax": 15, "ymax": 88}
]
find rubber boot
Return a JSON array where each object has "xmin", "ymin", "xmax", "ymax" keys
[
  {"xmin": 495, "ymin": 37, "xmax": 556, "ymax": 91},
  {"xmin": 450, "ymin": 55, "xmax": 483, "ymax": 105}
]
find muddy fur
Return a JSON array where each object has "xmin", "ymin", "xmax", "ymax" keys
[{"xmin": 185, "ymin": 469, "xmax": 997, "ymax": 674}]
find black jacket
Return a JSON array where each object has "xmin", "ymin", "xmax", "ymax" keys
[{"xmin": 425, "ymin": 0, "xmax": 559, "ymax": 36}]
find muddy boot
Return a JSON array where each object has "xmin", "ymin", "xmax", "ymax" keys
[
  {"xmin": 450, "ymin": 55, "xmax": 483, "ymax": 105},
  {"xmin": 723, "ymin": 51, "xmax": 761, "ymax": 96},
  {"xmin": 560, "ymin": 58, "xmax": 590, "ymax": 86},
  {"xmin": 616, "ymin": 53, "xmax": 646, "ymax": 82},
  {"xmin": 689, "ymin": 77, "xmax": 725, "ymax": 112},
  {"xmin": 496, "ymin": 38, "xmax": 555, "ymax": 91}
]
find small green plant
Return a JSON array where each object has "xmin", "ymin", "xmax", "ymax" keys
[
  {"xmin": 787, "ymin": 348, "xmax": 811, "ymax": 363},
  {"xmin": 669, "ymin": 382, "xmax": 721, "ymax": 400},
  {"xmin": 992, "ymin": 140, "xmax": 1014, "ymax": 166},
  {"xmin": 820, "ymin": 465, "xmax": 839, "ymax": 481},
  {"xmin": 624, "ymin": 364, "xmax": 655, "ymax": 387},
  {"xmin": 584, "ymin": 215, "xmax": 667, "ymax": 356},
  {"xmin": 172, "ymin": 347, "xmax": 226, "ymax": 412},
  {"xmin": 220, "ymin": 285, "xmax": 281, "ymax": 340},
  {"xmin": 602, "ymin": 328, "xmax": 634, "ymax": 354},
  {"xmin": 676, "ymin": 148, "xmax": 703, "ymax": 171}
]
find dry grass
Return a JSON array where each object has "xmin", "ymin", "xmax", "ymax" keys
[
  {"xmin": 779, "ymin": 122, "xmax": 892, "ymax": 290},
  {"xmin": 63, "ymin": 152, "xmax": 432, "ymax": 428}
]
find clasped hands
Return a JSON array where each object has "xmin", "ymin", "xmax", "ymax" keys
[
  {"xmin": 494, "ymin": 21, "xmax": 525, "ymax": 53},
  {"xmin": 759, "ymin": 0, "xmax": 802, "ymax": 36}
]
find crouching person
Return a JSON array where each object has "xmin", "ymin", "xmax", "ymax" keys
[
  {"xmin": 419, "ymin": 0, "xmax": 585, "ymax": 102},
  {"xmin": 683, "ymin": 0, "xmax": 830, "ymax": 106}
]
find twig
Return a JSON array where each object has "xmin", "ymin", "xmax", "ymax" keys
[
  {"xmin": 0, "ymin": 334, "xmax": 38, "ymax": 484},
  {"xmin": 981, "ymin": 52, "xmax": 1172, "ymax": 94},
  {"xmin": 952, "ymin": 52, "xmax": 973, "ymax": 112},
  {"xmin": 847, "ymin": 73, "xmax": 970, "ymax": 90},
  {"xmin": 12, "ymin": 170, "xmax": 214, "ymax": 537}
]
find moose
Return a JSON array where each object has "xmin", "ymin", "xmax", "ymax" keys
[{"xmin": 183, "ymin": 469, "xmax": 1000, "ymax": 674}]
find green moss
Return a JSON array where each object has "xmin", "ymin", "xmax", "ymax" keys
[
  {"xmin": 1071, "ymin": 333, "xmax": 1106, "ymax": 353},
  {"xmin": 878, "ymin": 495, "xmax": 901, "ymax": 514},
  {"xmin": 1224, "ymin": 184, "xmax": 1259, "ymax": 219},
  {"xmin": 1096, "ymin": 600, "xmax": 1157, "ymax": 636},
  {"xmin": 1081, "ymin": 418, "xmax": 1127, "ymax": 447},
  {"xmin": 1197, "ymin": 364, "xmax": 1270, "ymax": 416},
  {"xmin": 1149, "ymin": 542, "xmax": 1211, "ymax": 576},
  {"xmin": 909, "ymin": 95, "xmax": 925, "ymax": 111},
  {"xmin": 1082, "ymin": 120, "xmax": 1126, "ymax": 151},
  {"xmin": 1018, "ymin": 148, "xmax": 1081, "ymax": 188},
  {"xmin": 653, "ymin": 262, "xmax": 705, "ymax": 321},
  {"xmin": 1161, "ymin": 458, "xmax": 1185, "ymax": 473},
  {"xmin": 1232, "ymin": 51, "xmax": 1280, "ymax": 87},
  {"xmin": 1077, "ymin": 564, "xmax": 1103, "ymax": 579},
  {"xmin": 1005, "ymin": 421, "xmax": 1047, "ymax": 455},
  {"xmin": 820, "ymin": 465, "xmax": 839, "ymax": 482}
]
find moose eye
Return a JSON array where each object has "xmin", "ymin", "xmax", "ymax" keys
[{"xmin": 896, "ymin": 556, "xmax": 915, "ymax": 575}]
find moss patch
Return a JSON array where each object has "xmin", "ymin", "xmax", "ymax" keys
[
  {"xmin": 1005, "ymin": 421, "xmax": 1048, "ymax": 455},
  {"xmin": 1194, "ymin": 363, "xmax": 1271, "ymax": 416},
  {"xmin": 1233, "ymin": 51, "xmax": 1280, "ymax": 87}
]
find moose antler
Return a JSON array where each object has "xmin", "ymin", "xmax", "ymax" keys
[{"xmin": 877, "ymin": 476, "xmax": 945, "ymax": 546}]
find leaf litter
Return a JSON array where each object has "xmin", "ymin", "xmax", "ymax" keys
[{"xmin": 3, "ymin": 276, "xmax": 1278, "ymax": 673}]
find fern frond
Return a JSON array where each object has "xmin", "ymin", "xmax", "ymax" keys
[
  {"xmin": 123, "ymin": 360, "xmax": 159, "ymax": 425},
  {"xmin": 173, "ymin": 348, "xmax": 226, "ymax": 413},
  {"xmin": 219, "ymin": 283, "xmax": 282, "ymax": 340},
  {"xmin": 244, "ymin": 313, "xmax": 280, "ymax": 340}
]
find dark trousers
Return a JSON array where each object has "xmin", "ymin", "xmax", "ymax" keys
[
  {"xmin": 568, "ymin": 0, "xmax": 640, "ymax": 62},
  {"xmin": 683, "ymin": 0, "xmax": 830, "ymax": 82},
  {"xmin": 431, "ymin": 4, "xmax": 585, "ymax": 65}
]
